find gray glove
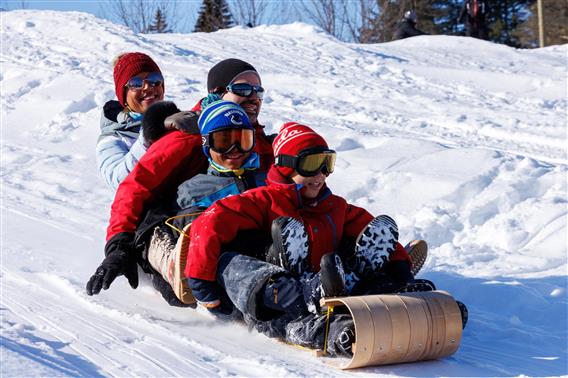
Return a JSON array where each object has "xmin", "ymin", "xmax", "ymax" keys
[{"xmin": 164, "ymin": 111, "xmax": 200, "ymax": 134}]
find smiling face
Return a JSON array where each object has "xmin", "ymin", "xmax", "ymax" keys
[
  {"xmin": 290, "ymin": 171, "xmax": 327, "ymax": 199},
  {"xmin": 222, "ymin": 72, "xmax": 262, "ymax": 125},
  {"xmin": 210, "ymin": 149, "xmax": 251, "ymax": 170},
  {"xmin": 125, "ymin": 72, "xmax": 164, "ymax": 113}
]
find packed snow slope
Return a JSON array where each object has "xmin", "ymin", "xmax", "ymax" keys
[{"xmin": 1, "ymin": 10, "xmax": 567, "ymax": 377}]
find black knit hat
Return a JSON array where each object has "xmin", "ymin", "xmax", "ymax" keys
[{"xmin": 207, "ymin": 58, "xmax": 260, "ymax": 94}]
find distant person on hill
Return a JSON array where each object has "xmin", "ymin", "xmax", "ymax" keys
[
  {"xmin": 392, "ymin": 10, "xmax": 427, "ymax": 41},
  {"xmin": 458, "ymin": 0, "xmax": 488, "ymax": 40}
]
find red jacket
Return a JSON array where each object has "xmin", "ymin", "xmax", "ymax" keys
[
  {"xmin": 186, "ymin": 167, "xmax": 410, "ymax": 281},
  {"xmin": 106, "ymin": 131, "xmax": 208, "ymax": 240},
  {"xmin": 106, "ymin": 107, "xmax": 275, "ymax": 241}
]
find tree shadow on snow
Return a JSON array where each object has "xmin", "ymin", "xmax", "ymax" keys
[{"xmin": 0, "ymin": 335, "xmax": 105, "ymax": 377}]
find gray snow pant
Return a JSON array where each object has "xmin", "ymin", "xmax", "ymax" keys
[
  {"xmin": 216, "ymin": 252, "xmax": 353, "ymax": 353},
  {"xmin": 217, "ymin": 252, "xmax": 310, "ymax": 321}
]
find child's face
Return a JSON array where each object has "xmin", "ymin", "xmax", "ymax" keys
[
  {"xmin": 291, "ymin": 171, "xmax": 326, "ymax": 199},
  {"xmin": 210, "ymin": 149, "xmax": 251, "ymax": 170}
]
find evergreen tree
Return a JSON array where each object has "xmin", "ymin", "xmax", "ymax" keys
[
  {"xmin": 428, "ymin": 0, "xmax": 463, "ymax": 36},
  {"xmin": 512, "ymin": 0, "xmax": 568, "ymax": 47},
  {"xmin": 194, "ymin": 0, "xmax": 234, "ymax": 33},
  {"xmin": 148, "ymin": 7, "xmax": 171, "ymax": 33},
  {"xmin": 358, "ymin": 0, "xmax": 461, "ymax": 43},
  {"xmin": 482, "ymin": 0, "xmax": 532, "ymax": 47}
]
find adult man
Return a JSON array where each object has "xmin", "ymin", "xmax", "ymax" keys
[
  {"xmin": 86, "ymin": 59, "xmax": 274, "ymax": 300},
  {"xmin": 192, "ymin": 58, "xmax": 274, "ymax": 171}
]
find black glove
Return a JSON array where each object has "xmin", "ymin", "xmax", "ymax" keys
[
  {"xmin": 164, "ymin": 111, "xmax": 200, "ymax": 134},
  {"xmin": 142, "ymin": 101, "xmax": 181, "ymax": 145},
  {"xmin": 86, "ymin": 232, "xmax": 138, "ymax": 295}
]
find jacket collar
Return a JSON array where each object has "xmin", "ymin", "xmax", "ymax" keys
[{"xmin": 266, "ymin": 165, "xmax": 331, "ymax": 208}]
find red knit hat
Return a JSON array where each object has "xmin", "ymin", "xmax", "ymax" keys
[
  {"xmin": 273, "ymin": 122, "xmax": 328, "ymax": 177},
  {"xmin": 113, "ymin": 52, "xmax": 162, "ymax": 107}
]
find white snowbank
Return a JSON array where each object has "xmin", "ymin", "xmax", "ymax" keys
[{"xmin": 1, "ymin": 10, "xmax": 566, "ymax": 377}]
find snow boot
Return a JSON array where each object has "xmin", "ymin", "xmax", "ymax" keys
[
  {"xmin": 147, "ymin": 225, "xmax": 194, "ymax": 305},
  {"xmin": 303, "ymin": 253, "xmax": 347, "ymax": 314},
  {"xmin": 405, "ymin": 239, "xmax": 428, "ymax": 276},
  {"xmin": 266, "ymin": 216, "xmax": 309, "ymax": 277},
  {"xmin": 457, "ymin": 300, "xmax": 468, "ymax": 329},
  {"xmin": 284, "ymin": 312, "xmax": 354, "ymax": 357},
  {"xmin": 354, "ymin": 215, "xmax": 399, "ymax": 276},
  {"xmin": 327, "ymin": 315, "xmax": 356, "ymax": 357}
]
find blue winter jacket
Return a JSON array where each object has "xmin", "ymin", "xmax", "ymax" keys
[{"xmin": 96, "ymin": 100, "xmax": 148, "ymax": 191}]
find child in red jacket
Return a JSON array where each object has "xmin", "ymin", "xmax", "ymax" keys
[{"xmin": 186, "ymin": 122, "xmax": 431, "ymax": 355}]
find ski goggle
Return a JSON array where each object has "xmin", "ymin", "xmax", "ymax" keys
[
  {"xmin": 226, "ymin": 83, "xmax": 265, "ymax": 100},
  {"xmin": 125, "ymin": 72, "xmax": 164, "ymax": 91},
  {"xmin": 203, "ymin": 128, "xmax": 256, "ymax": 154},
  {"xmin": 275, "ymin": 149, "xmax": 337, "ymax": 177}
]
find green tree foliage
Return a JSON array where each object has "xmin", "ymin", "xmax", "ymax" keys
[
  {"xmin": 357, "ymin": 0, "xmax": 545, "ymax": 47},
  {"xmin": 148, "ymin": 7, "xmax": 171, "ymax": 33},
  {"xmin": 358, "ymin": 0, "xmax": 462, "ymax": 43},
  {"xmin": 513, "ymin": 0, "xmax": 568, "ymax": 47},
  {"xmin": 483, "ymin": 0, "xmax": 533, "ymax": 47},
  {"xmin": 194, "ymin": 0, "xmax": 234, "ymax": 33}
]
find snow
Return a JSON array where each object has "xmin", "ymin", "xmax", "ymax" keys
[{"xmin": 1, "ymin": 9, "xmax": 567, "ymax": 377}]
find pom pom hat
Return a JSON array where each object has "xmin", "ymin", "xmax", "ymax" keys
[
  {"xmin": 272, "ymin": 122, "xmax": 329, "ymax": 177},
  {"xmin": 113, "ymin": 52, "xmax": 162, "ymax": 107},
  {"xmin": 207, "ymin": 58, "xmax": 260, "ymax": 93},
  {"xmin": 198, "ymin": 100, "xmax": 253, "ymax": 158}
]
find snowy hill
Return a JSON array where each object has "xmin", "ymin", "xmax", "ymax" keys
[{"xmin": 1, "ymin": 10, "xmax": 566, "ymax": 377}]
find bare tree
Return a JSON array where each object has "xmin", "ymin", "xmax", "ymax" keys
[
  {"xmin": 295, "ymin": 0, "xmax": 381, "ymax": 42},
  {"xmin": 99, "ymin": 0, "xmax": 180, "ymax": 33},
  {"xmin": 297, "ymin": 0, "xmax": 342, "ymax": 38},
  {"xmin": 340, "ymin": 0, "xmax": 379, "ymax": 42},
  {"xmin": 231, "ymin": 0, "xmax": 266, "ymax": 26}
]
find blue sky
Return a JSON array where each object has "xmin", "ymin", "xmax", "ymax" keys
[
  {"xmin": 2, "ymin": 1, "xmax": 101, "ymax": 14},
  {"xmin": 1, "ymin": 1, "xmax": 206, "ymax": 33}
]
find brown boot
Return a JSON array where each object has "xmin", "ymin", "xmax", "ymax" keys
[
  {"xmin": 172, "ymin": 224, "xmax": 196, "ymax": 305},
  {"xmin": 147, "ymin": 225, "xmax": 196, "ymax": 305}
]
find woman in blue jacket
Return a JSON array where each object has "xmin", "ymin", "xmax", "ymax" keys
[{"xmin": 96, "ymin": 52, "xmax": 164, "ymax": 190}]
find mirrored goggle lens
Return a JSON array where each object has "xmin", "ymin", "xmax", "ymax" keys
[
  {"xmin": 297, "ymin": 152, "xmax": 336, "ymax": 176},
  {"xmin": 126, "ymin": 72, "xmax": 164, "ymax": 90},
  {"xmin": 209, "ymin": 128, "xmax": 255, "ymax": 153},
  {"xmin": 227, "ymin": 83, "xmax": 264, "ymax": 99}
]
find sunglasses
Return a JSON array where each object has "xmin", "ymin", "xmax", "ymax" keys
[
  {"xmin": 203, "ymin": 128, "xmax": 256, "ymax": 154},
  {"xmin": 275, "ymin": 149, "xmax": 337, "ymax": 177},
  {"xmin": 125, "ymin": 72, "xmax": 164, "ymax": 91},
  {"xmin": 226, "ymin": 83, "xmax": 265, "ymax": 100}
]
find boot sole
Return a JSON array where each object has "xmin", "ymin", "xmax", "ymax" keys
[
  {"xmin": 355, "ymin": 215, "xmax": 399, "ymax": 272},
  {"xmin": 270, "ymin": 217, "xmax": 309, "ymax": 276},
  {"xmin": 406, "ymin": 240, "xmax": 428, "ymax": 276}
]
